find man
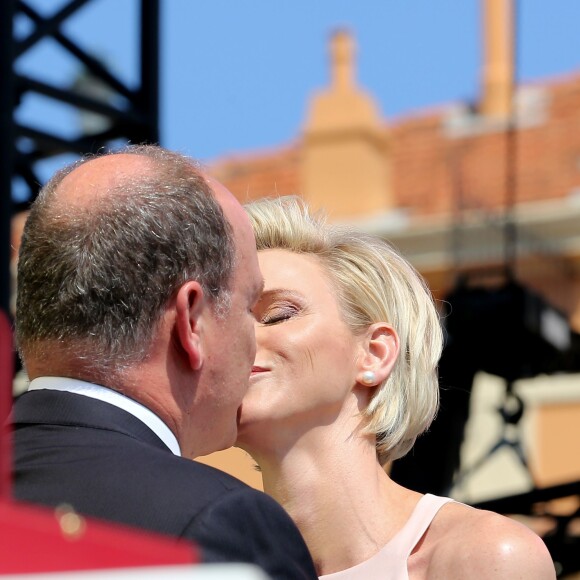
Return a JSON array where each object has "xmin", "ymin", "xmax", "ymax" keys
[{"xmin": 12, "ymin": 145, "xmax": 316, "ymax": 578}]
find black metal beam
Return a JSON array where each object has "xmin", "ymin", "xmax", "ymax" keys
[
  {"xmin": 140, "ymin": 0, "xmax": 160, "ymax": 144},
  {"xmin": 15, "ymin": 76, "xmax": 142, "ymax": 124},
  {"xmin": 471, "ymin": 480, "xmax": 580, "ymax": 514},
  {"xmin": 16, "ymin": 0, "xmax": 92, "ymax": 56}
]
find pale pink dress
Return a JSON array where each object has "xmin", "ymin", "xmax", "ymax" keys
[{"xmin": 319, "ymin": 494, "xmax": 454, "ymax": 580}]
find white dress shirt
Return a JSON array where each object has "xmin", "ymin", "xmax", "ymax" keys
[{"xmin": 28, "ymin": 376, "xmax": 181, "ymax": 456}]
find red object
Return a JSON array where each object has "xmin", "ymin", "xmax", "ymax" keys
[{"xmin": 0, "ymin": 499, "xmax": 199, "ymax": 573}]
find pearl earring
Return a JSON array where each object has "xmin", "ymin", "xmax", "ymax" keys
[{"xmin": 361, "ymin": 371, "xmax": 376, "ymax": 386}]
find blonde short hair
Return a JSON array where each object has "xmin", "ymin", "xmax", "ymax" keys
[{"xmin": 246, "ymin": 196, "xmax": 443, "ymax": 465}]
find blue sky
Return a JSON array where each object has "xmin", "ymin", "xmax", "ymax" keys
[{"xmin": 14, "ymin": 0, "xmax": 580, "ymax": 183}]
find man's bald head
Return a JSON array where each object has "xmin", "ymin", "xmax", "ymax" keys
[
  {"xmin": 55, "ymin": 153, "xmax": 156, "ymax": 210},
  {"xmin": 16, "ymin": 145, "xmax": 236, "ymax": 377}
]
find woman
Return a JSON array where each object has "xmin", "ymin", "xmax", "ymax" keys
[{"xmin": 237, "ymin": 196, "xmax": 555, "ymax": 579}]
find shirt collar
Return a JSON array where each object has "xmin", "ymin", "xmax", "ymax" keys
[{"xmin": 28, "ymin": 376, "xmax": 181, "ymax": 456}]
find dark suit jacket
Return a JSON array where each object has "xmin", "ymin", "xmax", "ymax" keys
[{"xmin": 12, "ymin": 390, "xmax": 316, "ymax": 579}]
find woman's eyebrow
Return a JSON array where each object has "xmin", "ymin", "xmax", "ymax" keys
[{"xmin": 258, "ymin": 288, "xmax": 306, "ymax": 303}]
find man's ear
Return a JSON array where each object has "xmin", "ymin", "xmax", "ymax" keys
[
  {"xmin": 356, "ymin": 323, "xmax": 400, "ymax": 387},
  {"xmin": 175, "ymin": 281, "xmax": 205, "ymax": 371}
]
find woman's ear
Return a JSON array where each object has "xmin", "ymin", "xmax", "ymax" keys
[
  {"xmin": 175, "ymin": 281, "xmax": 205, "ymax": 371},
  {"xmin": 356, "ymin": 323, "xmax": 400, "ymax": 387}
]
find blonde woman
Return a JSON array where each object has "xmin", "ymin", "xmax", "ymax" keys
[{"xmin": 237, "ymin": 196, "xmax": 555, "ymax": 579}]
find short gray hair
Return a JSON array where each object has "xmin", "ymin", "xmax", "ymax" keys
[
  {"xmin": 16, "ymin": 145, "xmax": 235, "ymax": 372},
  {"xmin": 246, "ymin": 196, "xmax": 443, "ymax": 465}
]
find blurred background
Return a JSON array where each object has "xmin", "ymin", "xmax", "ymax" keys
[{"xmin": 2, "ymin": 0, "xmax": 580, "ymax": 576}]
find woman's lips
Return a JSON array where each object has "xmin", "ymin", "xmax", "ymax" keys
[
  {"xmin": 250, "ymin": 365, "xmax": 269, "ymax": 375},
  {"xmin": 250, "ymin": 365, "xmax": 270, "ymax": 378}
]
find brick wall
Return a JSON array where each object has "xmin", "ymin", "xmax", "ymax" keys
[
  {"xmin": 209, "ymin": 73, "xmax": 580, "ymax": 219},
  {"xmin": 210, "ymin": 145, "xmax": 301, "ymax": 203}
]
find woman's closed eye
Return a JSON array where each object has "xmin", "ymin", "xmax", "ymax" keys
[{"xmin": 260, "ymin": 304, "xmax": 300, "ymax": 325}]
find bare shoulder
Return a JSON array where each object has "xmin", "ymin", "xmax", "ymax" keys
[{"xmin": 424, "ymin": 501, "xmax": 556, "ymax": 579}]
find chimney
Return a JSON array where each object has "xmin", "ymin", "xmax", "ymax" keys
[
  {"xmin": 330, "ymin": 30, "xmax": 355, "ymax": 92},
  {"xmin": 301, "ymin": 30, "xmax": 391, "ymax": 219},
  {"xmin": 480, "ymin": 0, "xmax": 514, "ymax": 118}
]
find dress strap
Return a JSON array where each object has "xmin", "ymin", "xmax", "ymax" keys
[
  {"xmin": 390, "ymin": 494, "xmax": 454, "ymax": 559},
  {"xmin": 318, "ymin": 494, "xmax": 454, "ymax": 579}
]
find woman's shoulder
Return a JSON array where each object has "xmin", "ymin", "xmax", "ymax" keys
[{"xmin": 423, "ymin": 500, "xmax": 556, "ymax": 579}]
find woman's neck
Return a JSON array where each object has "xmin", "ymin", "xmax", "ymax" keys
[{"xmin": 249, "ymin": 426, "xmax": 420, "ymax": 576}]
